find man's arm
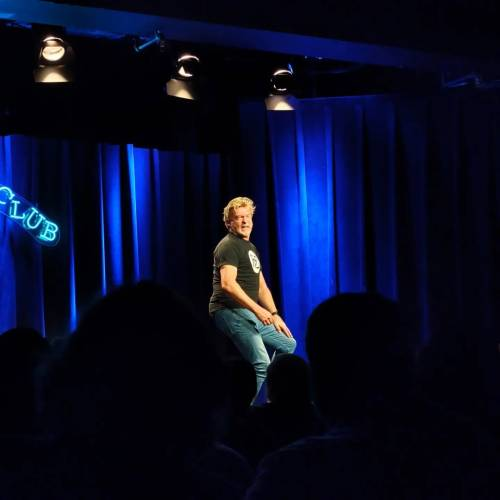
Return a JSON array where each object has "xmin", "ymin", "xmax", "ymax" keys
[
  {"xmin": 220, "ymin": 265, "xmax": 274, "ymax": 325},
  {"xmin": 258, "ymin": 272, "xmax": 278, "ymax": 315},
  {"xmin": 259, "ymin": 273, "xmax": 293, "ymax": 338}
]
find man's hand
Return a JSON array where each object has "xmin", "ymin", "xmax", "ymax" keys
[
  {"xmin": 271, "ymin": 314, "xmax": 293, "ymax": 338},
  {"xmin": 256, "ymin": 307, "xmax": 274, "ymax": 325}
]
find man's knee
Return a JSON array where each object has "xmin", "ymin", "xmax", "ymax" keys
[{"xmin": 284, "ymin": 337, "xmax": 297, "ymax": 354}]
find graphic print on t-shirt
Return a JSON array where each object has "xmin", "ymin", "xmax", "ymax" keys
[{"xmin": 248, "ymin": 250, "xmax": 261, "ymax": 273}]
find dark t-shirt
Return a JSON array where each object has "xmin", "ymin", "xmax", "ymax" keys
[{"xmin": 209, "ymin": 233, "xmax": 262, "ymax": 314}]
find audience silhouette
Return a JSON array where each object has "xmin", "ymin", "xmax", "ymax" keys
[
  {"xmin": 0, "ymin": 327, "xmax": 49, "ymax": 435},
  {"xmin": 0, "ymin": 327, "xmax": 50, "ymax": 498},
  {"xmin": 2, "ymin": 289, "xmax": 499, "ymax": 499},
  {"xmin": 3, "ymin": 282, "xmax": 253, "ymax": 499},
  {"xmin": 242, "ymin": 354, "xmax": 324, "ymax": 466},
  {"xmin": 221, "ymin": 354, "xmax": 324, "ymax": 467},
  {"xmin": 245, "ymin": 293, "xmax": 500, "ymax": 499}
]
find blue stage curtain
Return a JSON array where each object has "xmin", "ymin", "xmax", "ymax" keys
[
  {"xmin": 1, "ymin": 91, "xmax": 499, "ymax": 411},
  {"xmin": 0, "ymin": 139, "xmax": 232, "ymax": 337},
  {"xmin": 263, "ymin": 92, "xmax": 500, "ymax": 411}
]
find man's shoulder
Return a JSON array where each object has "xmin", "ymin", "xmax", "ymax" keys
[
  {"xmin": 214, "ymin": 234, "xmax": 232, "ymax": 250},
  {"xmin": 248, "ymin": 240, "xmax": 259, "ymax": 253},
  {"xmin": 214, "ymin": 235, "xmax": 243, "ymax": 266},
  {"xmin": 215, "ymin": 233, "xmax": 232, "ymax": 250},
  {"xmin": 215, "ymin": 234, "xmax": 246, "ymax": 252}
]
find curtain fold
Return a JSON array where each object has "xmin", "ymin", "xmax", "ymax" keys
[
  {"xmin": 266, "ymin": 92, "xmax": 500, "ymax": 412},
  {"xmin": 268, "ymin": 94, "xmax": 500, "ymax": 366}
]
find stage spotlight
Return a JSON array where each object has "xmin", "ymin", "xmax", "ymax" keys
[
  {"xmin": 176, "ymin": 53, "xmax": 200, "ymax": 79},
  {"xmin": 265, "ymin": 64, "xmax": 297, "ymax": 111},
  {"xmin": 41, "ymin": 37, "xmax": 66, "ymax": 62},
  {"xmin": 34, "ymin": 35, "xmax": 75, "ymax": 83},
  {"xmin": 166, "ymin": 53, "xmax": 201, "ymax": 100},
  {"xmin": 270, "ymin": 64, "xmax": 294, "ymax": 94}
]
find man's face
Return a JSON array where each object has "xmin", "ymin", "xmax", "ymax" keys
[{"xmin": 228, "ymin": 206, "xmax": 253, "ymax": 240}]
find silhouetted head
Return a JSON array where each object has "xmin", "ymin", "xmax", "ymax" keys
[
  {"xmin": 267, "ymin": 354, "xmax": 312, "ymax": 407},
  {"xmin": 45, "ymin": 281, "xmax": 225, "ymax": 444},
  {"xmin": 306, "ymin": 293, "xmax": 412, "ymax": 424},
  {"xmin": 0, "ymin": 327, "xmax": 49, "ymax": 432},
  {"xmin": 0, "ymin": 327, "xmax": 48, "ymax": 358}
]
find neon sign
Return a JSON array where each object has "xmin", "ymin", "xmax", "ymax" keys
[{"xmin": 0, "ymin": 184, "xmax": 60, "ymax": 246}]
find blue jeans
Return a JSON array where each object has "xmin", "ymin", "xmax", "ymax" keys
[{"xmin": 213, "ymin": 308, "xmax": 297, "ymax": 398}]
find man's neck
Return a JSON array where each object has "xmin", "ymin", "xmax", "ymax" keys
[{"xmin": 229, "ymin": 230, "xmax": 249, "ymax": 241}]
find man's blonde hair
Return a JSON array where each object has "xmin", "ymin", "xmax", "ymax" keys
[{"xmin": 223, "ymin": 197, "xmax": 256, "ymax": 225}]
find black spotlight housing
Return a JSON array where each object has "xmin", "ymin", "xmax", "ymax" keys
[
  {"xmin": 266, "ymin": 63, "xmax": 297, "ymax": 111},
  {"xmin": 176, "ymin": 53, "xmax": 201, "ymax": 80},
  {"xmin": 270, "ymin": 64, "xmax": 294, "ymax": 95},
  {"xmin": 34, "ymin": 35, "xmax": 75, "ymax": 83},
  {"xmin": 166, "ymin": 53, "xmax": 201, "ymax": 100}
]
